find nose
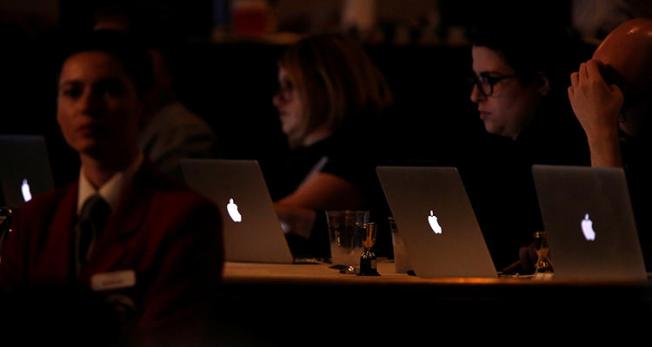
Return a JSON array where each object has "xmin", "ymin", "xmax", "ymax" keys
[
  {"xmin": 470, "ymin": 84, "xmax": 485, "ymax": 104},
  {"xmin": 79, "ymin": 90, "xmax": 104, "ymax": 117},
  {"xmin": 272, "ymin": 92, "xmax": 284, "ymax": 109}
]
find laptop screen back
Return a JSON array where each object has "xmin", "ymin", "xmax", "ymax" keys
[
  {"xmin": 181, "ymin": 159, "xmax": 293, "ymax": 263},
  {"xmin": 0, "ymin": 135, "xmax": 54, "ymax": 207},
  {"xmin": 377, "ymin": 166, "xmax": 496, "ymax": 278},
  {"xmin": 532, "ymin": 165, "xmax": 646, "ymax": 280}
]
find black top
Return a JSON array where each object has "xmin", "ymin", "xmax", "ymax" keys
[
  {"xmin": 621, "ymin": 133, "xmax": 651, "ymax": 271},
  {"xmin": 262, "ymin": 117, "xmax": 392, "ymax": 259},
  {"xmin": 458, "ymin": 106, "xmax": 590, "ymax": 271},
  {"xmin": 266, "ymin": 134, "xmax": 370, "ymax": 202}
]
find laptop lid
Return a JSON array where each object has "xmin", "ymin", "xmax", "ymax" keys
[
  {"xmin": 532, "ymin": 165, "xmax": 646, "ymax": 280},
  {"xmin": 181, "ymin": 159, "xmax": 293, "ymax": 264},
  {"xmin": 0, "ymin": 135, "xmax": 54, "ymax": 207},
  {"xmin": 377, "ymin": 166, "xmax": 496, "ymax": 278}
]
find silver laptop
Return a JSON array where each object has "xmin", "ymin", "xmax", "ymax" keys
[
  {"xmin": 181, "ymin": 159, "xmax": 293, "ymax": 263},
  {"xmin": 377, "ymin": 166, "xmax": 496, "ymax": 278},
  {"xmin": 533, "ymin": 165, "xmax": 646, "ymax": 280},
  {"xmin": 0, "ymin": 135, "xmax": 54, "ymax": 207}
]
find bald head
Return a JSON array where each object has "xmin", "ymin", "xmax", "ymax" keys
[{"xmin": 594, "ymin": 18, "xmax": 652, "ymax": 96}]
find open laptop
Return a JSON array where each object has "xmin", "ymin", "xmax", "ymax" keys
[
  {"xmin": 377, "ymin": 166, "xmax": 496, "ymax": 278},
  {"xmin": 181, "ymin": 159, "xmax": 293, "ymax": 263},
  {"xmin": 532, "ymin": 165, "xmax": 646, "ymax": 281},
  {"xmin": 0, "ymin": 135, "xmax": 54, "ymax": 207}
]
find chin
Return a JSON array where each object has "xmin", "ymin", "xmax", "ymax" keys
[
  {"xmin": 69, "ymin": 138, "xmax": 96, "ymax": 152},
  {"xmin": 483, "ymin": 123, "xmax": 498, "ymax": 135},
  {"xmin": 484, "ymin": 123, "xmax": 507, "ymax": 138},
  {"xmin": 79, "ymin": 146, "xmax": 105, "ymax": 159},
  {"xmin": 75, "ymin": 138, "xmax": 112, "ymax": 157},
  {"xmin": 282, "ymin": 125, "xmax": 298, "ymax": 137}
]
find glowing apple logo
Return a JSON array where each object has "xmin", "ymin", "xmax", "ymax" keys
[
  {"xmin": 226, "ymin": 198, "xmax": 242, "ymax": 223},
  {"xmin": 581, "ymin": 213, "xmax": 596, "ymax": 241},
  {"xmin": 21, "ymin": 178, "xmax": 32, "ymax": 202},
  {"xmin": 428, "ymin": 210, "xmax": 442, "ymax": 234}
]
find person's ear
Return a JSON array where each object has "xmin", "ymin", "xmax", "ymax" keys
[{"xmin": 538, "ymin": 72, "xmax": 551, "ymax": 96}]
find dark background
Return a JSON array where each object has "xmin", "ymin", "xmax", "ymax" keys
[{"xmin": 0, "ymin": 1, "xmax": 584, "ymax": 186}]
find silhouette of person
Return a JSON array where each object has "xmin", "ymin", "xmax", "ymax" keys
[
  {"xmin": 268, "ymin": 33, "xmax": 392, "ymax": 258},
  {"xmin": 92, "ymin": 4, "xmax": 217, "ymax": 178},
  {"xmin": 465, "ymin": 18, "xmax": 589, "ymax": 271},
  {"xmin": 0, "ymin": 31, "xmax": 223, "ymax": 345}
]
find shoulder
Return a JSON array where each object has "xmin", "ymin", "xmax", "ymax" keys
[
  {"xmin": 11, "ymin": 183, "xmax": 77, "ymax": 240},
  {"xmin": 152, "ymin": 188, "xmax": 218, "ymax": 215},
  {"xmin": 153, "ymin": 102, "xmax": 213, "ymax": 133},
  {"xmin": 17, "ymin": 183, "xmax": 76, "ymax": 217}
]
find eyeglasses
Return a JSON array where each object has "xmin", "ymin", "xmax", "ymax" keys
[
  {"xmin": 275, "ymin": 80, "xmax": 296, "ymax": 100},
  {"xmin": 469, "ymin": 72, "xmax": 518, "ymax": 97}
]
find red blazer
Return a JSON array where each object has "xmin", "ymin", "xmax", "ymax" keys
[{"xmin": 0, "ymin": 165, "xmax": 223, "ymax": 341}]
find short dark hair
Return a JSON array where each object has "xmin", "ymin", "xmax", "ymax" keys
[
  {"xmin": 58, "ymin": 30, "xmax": 154, "ymax": 96},
  {"xmin": 468, "ymin": 19, "xmax": 578, "ymax": 88}
]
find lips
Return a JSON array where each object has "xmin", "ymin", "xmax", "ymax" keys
[
  {"xmin": 278, "ymin": 111, "xmax": 292, "ymax": 126},
  {"xmin": 478, "ymin": 110, "xmax": 491, "ymax": 119},
  {"xmin": 75, "ymin": 122, "xmax": 105, "ymax": 137}
]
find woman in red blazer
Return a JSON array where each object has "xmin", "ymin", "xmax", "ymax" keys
[{"xmin": 0, "ymin": 30, "xmax": 223, "ymax": 346}]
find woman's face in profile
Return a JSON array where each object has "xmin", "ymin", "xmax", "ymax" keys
[
  {"xmin": 273, "ymin": 67, "xmax": 304, "ymax": 139},
  {"xmin": 470, "ymin": 46, "xmax": 544, "ymax": 140}
]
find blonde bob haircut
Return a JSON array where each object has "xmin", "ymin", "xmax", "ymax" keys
[{"xmin": 279, "ymin": 33, "xmax": 392, "ymax": 147}]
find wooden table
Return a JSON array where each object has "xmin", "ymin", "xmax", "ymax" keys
[{"xmin": 216, "ymin": 262, "xmax": 652, "ymax": 345}]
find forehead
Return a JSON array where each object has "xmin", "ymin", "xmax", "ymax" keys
[
  {"xmin": 592, "ymin": 40, "xmax": 625, "ymax": 67},
  {"xmin": 59, "ymin": 51, "xmax": 129, "ymax": 83},
  {"xmin": 471, "ymin": 46, "xmax": 513, "ymax": 73},
  {"xmin": 592, "ymin": 20, "xmax": 652, "ymax": 87}
]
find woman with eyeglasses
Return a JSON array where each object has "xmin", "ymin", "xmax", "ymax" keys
[
  {"xmin": 469, "ymin": 25, "xmax": 586, "ymax": 147},
  {"xmin": 461, "ymin": 19, "xmax": 590, "ymax": 273},
  {"xmin": 267, "ymin": 33, "xmax": 393, "ymax": 259}
]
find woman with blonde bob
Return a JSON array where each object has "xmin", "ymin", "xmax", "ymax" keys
[{"xmin": 270, "ymin": 33, "xmax": 392, "ymax": 257}]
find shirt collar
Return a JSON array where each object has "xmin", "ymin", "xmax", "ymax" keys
[{"xmin": 77, "ymin": 153, "xmax": 143, "ymax": 215}]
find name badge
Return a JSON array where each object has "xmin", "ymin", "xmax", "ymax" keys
[{"xmin": 91, "ymin": 270, "xmax": 136, "ymax": 291}]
